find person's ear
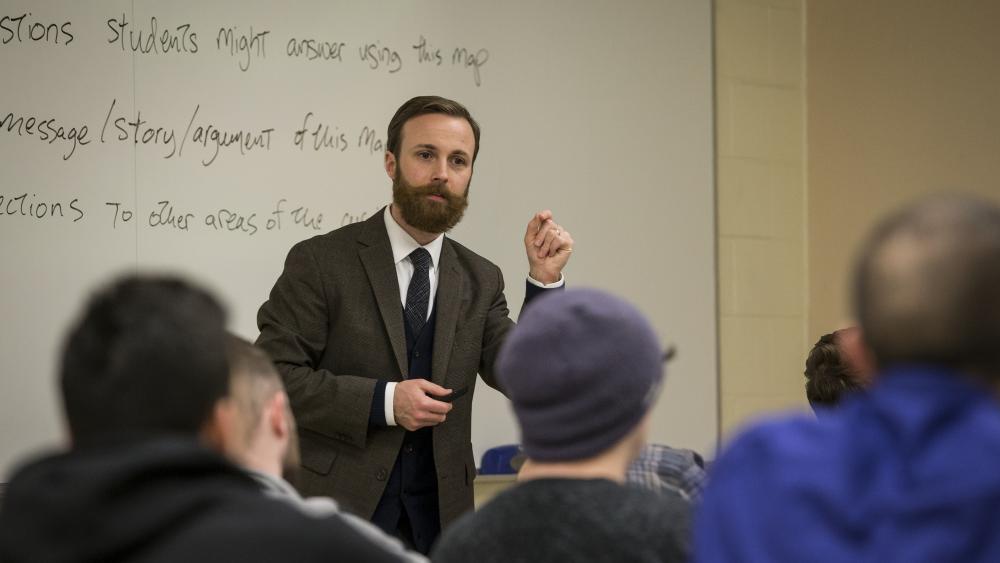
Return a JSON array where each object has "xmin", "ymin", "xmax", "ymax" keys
[
  {"xmin": 267, "ymin": 392, "xmax": 290, "ymax": 440},
  {"xmin": 841, "ymin": 326, "xmax": 878, "ymax": 384},
  {"xmin": 384, "ymin": 150, "xmax": 397, "ymax": 180},
  {"xmin": 202, "ymin": 397, "xmax": 239, "ymax": 454}
]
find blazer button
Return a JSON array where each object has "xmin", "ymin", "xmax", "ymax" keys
[
  {"xmin": 404, "ymin": 444, "xmax": 414, "ymax": 454},
  {"xmin": 376, "ymin": 468, "xmax": 388, "ymax": 481}
]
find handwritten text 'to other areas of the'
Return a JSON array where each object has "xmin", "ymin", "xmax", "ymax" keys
[{"xmin": 0, "ymin": 192, "xmax": 380, "ymax": 237}]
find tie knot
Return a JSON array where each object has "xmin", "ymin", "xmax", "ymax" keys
[{"xmin": 409, "ymin": 248, "xmax": 432, "ymax": 271}]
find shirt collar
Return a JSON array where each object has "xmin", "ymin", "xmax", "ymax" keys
[
  {"xmin": 384, "ymin": 204, "xmax": 444, "ymax": 269},
  {"xmin": 244, "ymin": 468, "xmax": 302, "ymax": 500}
]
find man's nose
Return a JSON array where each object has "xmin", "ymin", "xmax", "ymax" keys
[{"xmin": 431, "ymin": 159, "xmax": 449, "ymax": 183}]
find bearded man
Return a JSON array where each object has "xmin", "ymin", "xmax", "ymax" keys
[{"xmin": 256, "ymin": 96, "xmax": 573, "ymax": 554}]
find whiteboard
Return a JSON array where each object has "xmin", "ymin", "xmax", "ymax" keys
[{"xmin": 0, "ymin": 0, "xmax": 716, "ymax": 477}]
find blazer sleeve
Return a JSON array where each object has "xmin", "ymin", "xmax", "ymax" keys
[
  {"xmin": 256, "ymin": 240, "xmax": 378, "ymax": 449},
  {"xmin": 475, "ymin": 269, "xmax": 563, "ymax": 395}
]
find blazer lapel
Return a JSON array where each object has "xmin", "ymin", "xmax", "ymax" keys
[
  {"xmin": 431, "ymin": 239, "xmax": 463, "ymax": 386},
  {"xmin": 358, "ymin": 209, "xmax": 408, "ymax": 379}
]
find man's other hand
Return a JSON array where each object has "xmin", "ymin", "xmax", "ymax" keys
[{"xmin": 393, "ymin": 379, "xmax": 454, "ymax": 431}]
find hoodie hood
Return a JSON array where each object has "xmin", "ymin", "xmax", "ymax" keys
[{"xmin": 0, "ymin": 436, "xmax": 256, "ymax": 562}]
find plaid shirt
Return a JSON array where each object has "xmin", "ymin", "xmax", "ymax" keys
[{"xmin": 626, "ymin": 443, "xmax": 707, "ymax": 503}]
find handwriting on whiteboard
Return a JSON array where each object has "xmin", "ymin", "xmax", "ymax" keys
[
  {"xmin": 1, "ymin": 13, "xmax": 488, "ymax": 85},
  {"xmin": 0, "ymin": 190, "xmax": 382, "ymax": 238}
]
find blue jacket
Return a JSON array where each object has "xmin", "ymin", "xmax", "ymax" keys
[{"xmin": 696, "ymin": 365, "xmax": 1000, "ymax": 563}]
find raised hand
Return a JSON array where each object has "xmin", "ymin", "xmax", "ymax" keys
[{"xmin": 524, "ymin": 210, "xmax": 574, "ymax": 284}]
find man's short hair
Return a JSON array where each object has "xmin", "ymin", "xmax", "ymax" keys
[
  {"xmin": 853, "ymin": 194, "xmax": 1000, "ymax": 378},
  {"xmin": 226, "ymin": 335, "xmax": 284, "ymax": 446},
  {"xmin": 60, "ymin": 276, "xmax": 230, "ymax": 446},
  {"xmin": 804, "ymin": 331, "xmax": 862, "ymax": 408},
  {"xmin": 386, "ymin": 95, "xmax": 482, "ymax": 163}
]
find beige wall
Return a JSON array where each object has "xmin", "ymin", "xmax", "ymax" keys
[
  {"xmin": 715, "ymin": 0, "xmax": 810, "ymax": 436},
  {"xmin": 808, "ymin": 1, "xmax": 1000, "ymax": 338}
]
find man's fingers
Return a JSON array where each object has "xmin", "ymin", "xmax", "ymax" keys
[
  {"xmin": 422, "ymin": 397, "xmax": 454, "ymax": 415},
  {"xmin": 548, "ymin": 229, "xmax": 572, "ymax": 257},
  {"xmin": 421, "ymin": 412, "xmax": 447, "ymax": 425},
  {"xmin": 534, "ymin": 219, "xmax": 562, "ymax": 248},
  {"xmin": 540, "ymin": 224, "xmax": 565, "ymax": 257},
  {"xmin": 395, "ymin": 379, "xmax": 454, "ymax": 430},
  {"xmin": 409, "ymin": 409, "xmax": 447, "ymax": 429},
  {"xmin": 524, "ymin": 215, "xmax": 542, "ymax": 244},
  {"xmin": 401, "ymin": 407, "xmax": 448, "ymax": 430},
  {"xmin": 535, "ymin": 219, "xmax": 550, "ymax": 247},
  {"xmin": 526, "ymin": 214, "xmax": 542, "ymax": 233},
  {"xmin": 539, "ymin": 221, "xmax": 573, "ymax": 257},
  {"xmin": 416, "ymin": 379, "xmax": 450, "ymax": 397},
  {"xmin": 537, "ymin": 230, "xmax": 553, "ymax": 257},
  {"xmin": 525, "ymin": 211, "xmax": 553, "ymax": 243}
]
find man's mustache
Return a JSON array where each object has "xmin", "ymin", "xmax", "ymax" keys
[{"xmin": 411, "ymin": 182, "xmax": 453, "ymax": 199}]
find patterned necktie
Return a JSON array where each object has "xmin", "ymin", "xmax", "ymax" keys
[{"xmin": 405, "ymin": 248, "xmax": 432, "ymax": 335}]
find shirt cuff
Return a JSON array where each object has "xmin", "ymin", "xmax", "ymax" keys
[
  {"xmin": 527, "ymin": 273, "xmax": 565, "ymax": 289},
  {"xmin": 384, "ymin": 382, "xmax": 397, "ymax": 426}
]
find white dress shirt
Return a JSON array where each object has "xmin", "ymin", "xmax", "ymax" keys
[{"xmin": 383, "ymin": 209, "xmax": 442, "ymax": 426}]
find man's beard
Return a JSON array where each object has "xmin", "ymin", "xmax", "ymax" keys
[{"xmin": 392, "ymin": 170, "xmax": 469, "ymax": 234}]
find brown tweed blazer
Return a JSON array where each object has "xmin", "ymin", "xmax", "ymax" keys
[{"xmin": 256, "ymin": 208, "xmax": 513, "ymax": 527}]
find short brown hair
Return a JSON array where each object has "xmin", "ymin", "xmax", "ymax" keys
[
  {"xmin": 386, "ymin": 95, "xmax": 481, "ymax": 163},
  {"xmin": 803, "ymin": 331, "xmax": 862, "ymax": 408},
  {"xmin": 226, "ymin": 335, "xmax": 284, "ymax": 446}
]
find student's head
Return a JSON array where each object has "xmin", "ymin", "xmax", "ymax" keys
[
  {"xmin": 222, "ymin": 336, "xmax": 299, "ymax": 479},
  {"xmin": 803, "ymin": 328, "xmax": 870, "ymax": 408},
  {"xmin": 496, "ymin": 288, "xmax": 666, "ymax": 464},
  {"xmin": 853, "ymin": 194, "xmax": 1000, "ymax": 379},
  {"xmin": 385, "ymin": 96, "xmax": 480, "ymax": 234},
  {"xmin": 60, "ymin": 276, "xmax": 229, "ymax": 447}
]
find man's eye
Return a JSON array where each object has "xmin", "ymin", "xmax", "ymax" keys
[
  {"xmin": 417, "ymin": 151, "xmax": 433, "ymax": 160},
  {"xmin": 451, "ymin": 156, "xmax": 467, "ymax": 166}
]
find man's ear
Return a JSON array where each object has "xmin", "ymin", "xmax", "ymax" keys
[
  {"xmin": 267, "ymin": 392, "xmax": 290, "ymax": 440},
  {"xmin": 384, "ymin": 150, "xmax": 397, "ymax": 180},
  {"xmin": 201, "ymin": 397, "xmax": 239, "ymax": 454},
  {"xmin": 841, "ymin": 326, "xmax": 878, "ymax": 384}
]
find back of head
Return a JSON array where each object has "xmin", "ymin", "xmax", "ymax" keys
[
  {"xmin": 223, "ymin": 335, "xmax": 300, "ymax": 476},
  {"xmin": 804, "ymin": 330, "xmax": 863, "ymax": 409},
  {"xmin": 60, "ymin": 275, "xmax": 230, "ymax": 446},
  {"xmin": 225, "ymin": 335, "xmax": 286, "ymax": 447},
  {"xmin": 496, "ymin": 288, "xmax": 665, "ymax": 462},
  {"xmin": 853, "ymin": 194, "xmax": 1000, "ymax": 378}
]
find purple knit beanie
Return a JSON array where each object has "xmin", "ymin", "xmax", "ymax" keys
[{"xmin": 497, "ymin": 288, "xmax": 665, "ymax": 462}]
